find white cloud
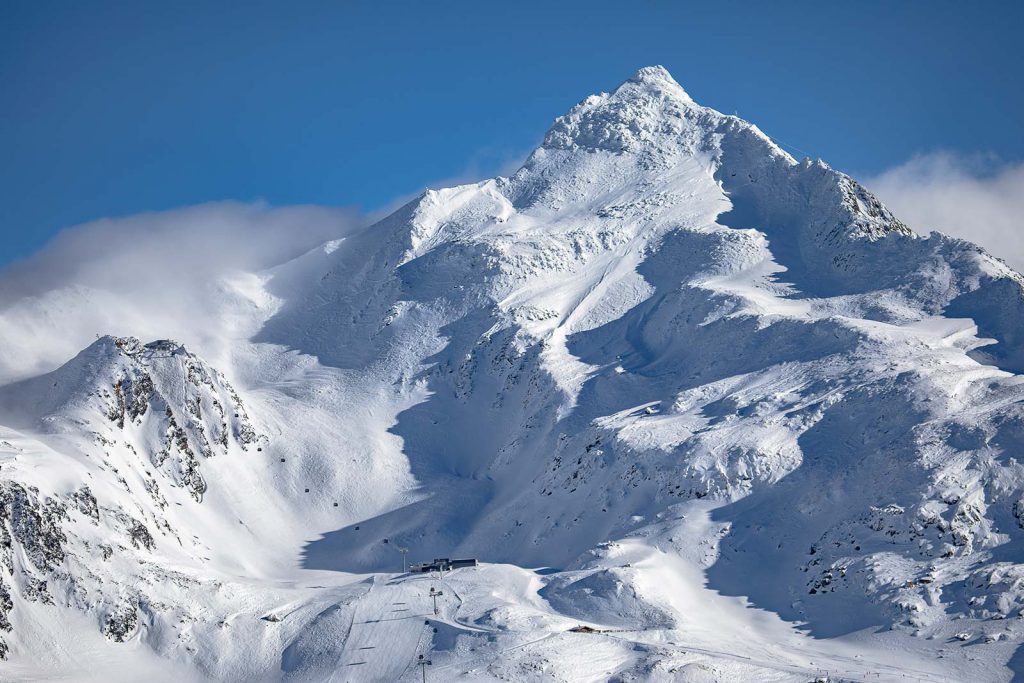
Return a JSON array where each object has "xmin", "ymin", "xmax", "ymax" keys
[
  {"xmin": 0, "ymin": 147, "xmax": 535, "ymax": 387},
  {"xmin": 864, "ymin": 152, "xmax": 1024, "ymax": 272},
  {"xmin": 0, "ymin": 201, "xmax": 368, "ymax": 384}
]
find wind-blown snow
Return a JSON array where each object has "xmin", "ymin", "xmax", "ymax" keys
[
  {"xmin": 866, "ymin": 151, "xmax": 1024, "ymax": 273},
  {"xmin": 2, "ymin": 66, "xmax": 1024, "ymax": 681},
  {"xmin": 0, "ymin": 202, "xmax": 366, "ymax": 385}
]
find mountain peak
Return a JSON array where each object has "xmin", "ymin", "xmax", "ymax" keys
[
  {"xmin": 623, "ymin": 65, "xmax": 692, "ymax": 100},
  {"xmin": 10, "ymin": 64, "xmax": 1024, "ymax": 682},
  {"xmin": 540, "ymin": 66, "xmax": 701, "ymax": 153},
  {"xmin": 629, "ymin": 64, "xmax": 674, "ymax": 82}
]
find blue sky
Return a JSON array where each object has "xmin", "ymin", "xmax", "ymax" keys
[{"xmin": 2, "ymin": 0, "xmax": 1023, "ymax": 267}]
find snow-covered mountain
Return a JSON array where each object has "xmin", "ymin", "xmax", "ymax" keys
[{"xmin": 3, "ymin": 66, "xmax": 1024, "ymax": 681}]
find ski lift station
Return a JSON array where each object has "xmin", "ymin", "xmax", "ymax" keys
[{"xmin": 410, "ymin": 558, "xmax": 478, "ymax": 573}]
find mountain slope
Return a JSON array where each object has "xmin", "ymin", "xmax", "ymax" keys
[{"xmin": 2, "ymin": 66, "xmax": 1024, "ymax": 681}]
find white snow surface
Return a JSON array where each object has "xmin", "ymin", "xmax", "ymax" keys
[{"xmin": 3, "ymin": 65, "xmax": 1024, "ymax": 681}]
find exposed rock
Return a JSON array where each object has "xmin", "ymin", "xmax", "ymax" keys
[
  {"xmin": 127, "ymin": 520, "xmax": 154, "ymax": 552},
  {"xmin": 73, "ymin": 486, "xmax": 99, "ymax": 523},
  {"xmin": 0, "ymin": 483, "xmax": 67, "ymax": 572},
  {"xmin": 103, "ymin": 598, "xmax": 139, "ymax": 642}
]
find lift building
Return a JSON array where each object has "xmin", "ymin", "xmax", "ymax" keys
[{"xmin": 410, "ymin": 558, "xmax": 478, "ymax": 573}]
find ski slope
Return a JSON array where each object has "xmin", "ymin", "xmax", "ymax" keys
[{"xmin": 327, "ymin": 575, "xmax": 434, "ymax": 682}]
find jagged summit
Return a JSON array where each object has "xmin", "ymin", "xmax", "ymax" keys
[
  {"xmin": 0, "ymin": 334, "xmax": 260, "ymax": 463},
  {"xmin": 624, "ymin": 65, "xmax": 694, "ymax": 100},
  {"xmin": 540, "ymin": 65, "xmax": 706, "ymax": 154}
]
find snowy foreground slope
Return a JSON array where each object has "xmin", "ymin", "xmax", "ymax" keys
[{"xmin": 4, "ymin": 66, "xmax": 1024, "ymax": 681}]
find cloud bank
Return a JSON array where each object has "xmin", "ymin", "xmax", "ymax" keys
[
  {"xmin": 0, "ymin": 202, "xmax": 367, "ymax": 384},
  {"xmin": 0, "ymin": 148, "xmax": 530, "ymax": 387},
  {"xmin": 864, "ymin": 152, "xmax": 1024, "ymax": 272}
]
